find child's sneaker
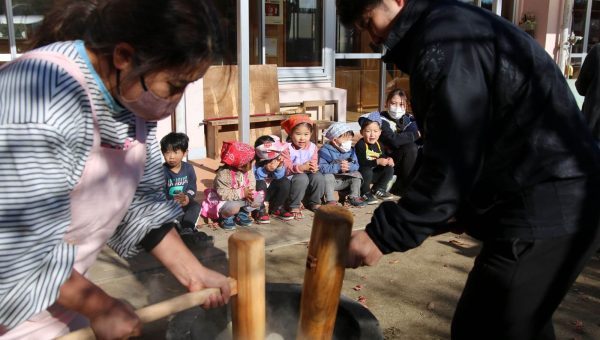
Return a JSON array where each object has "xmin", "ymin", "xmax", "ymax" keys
[
  {"xmin": 271, "ymin": 208, "xmax": 294, "ymax": 221},
  {"xmin": 253, "ymin": 210, "xmax": 271, "ymax": 224},
  {"xmin": 373, "ymin": 189, "xmax": 395, "ymax": 201},
  {"xmin": 235, "ymin": 210, "xmax": 253, "ymax": 227},
  {"xmin": 362, "ymin": 192, "xmax": 379, "ymax": 205},
  {"xmin": 220, "ymin": 216, "xmax": 236, "ymax": 230},
  {"xmin": 348, "ymin": 196, "xmax": 367, "ymax": 207}
]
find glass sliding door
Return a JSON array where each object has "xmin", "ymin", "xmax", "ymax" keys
[
  {"xmin": 0, "ymin": 0, "xmax": 52, "ymax": 62},
  {"xmin": 571, "ymin": 0, "xmax": 600, "ymax": 76},
  {"xmin": 335, "ymin": 21, "xmax": 384, "ymax": 121}
]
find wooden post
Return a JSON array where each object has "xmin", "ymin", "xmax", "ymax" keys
[
  {"xmin": 297, "ymin": 206, "xmax": 353, "ymax": 340},
  {"xmin": 229, "ymin": 230, "xmax": 266, "ymax": 340}
]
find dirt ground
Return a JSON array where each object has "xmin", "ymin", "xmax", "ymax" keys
[
  {"xmin": 263, "ymin": 234, "xmax": 600, "ymax": 340},
  {"xmin": 94, "ymin": 207, "xmax": 600, "ymax": 339}
]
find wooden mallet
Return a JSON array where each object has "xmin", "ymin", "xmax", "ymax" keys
[
  {"xmin": 229, "ymin": 230, "xmax": 266, "ymax": 340},
  {"xmin": 297, "ymin": 205, "xmax": 353, "ymax": 340},
  {"xmin": 57, "ymin": 278, "xmax": 237, "ymax": 340}
]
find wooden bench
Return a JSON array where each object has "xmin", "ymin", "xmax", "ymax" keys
[{"xmin": 202, "ymin": 113, "xmax": 304, "ymax": 159}]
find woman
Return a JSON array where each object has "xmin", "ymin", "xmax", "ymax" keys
[
  {"xmin": 0, "ymin": 0, "xmax": 230, "ymax": 338},
  {"xmin": 379, "ymin": 88, "xmax": 421, "ymax": 195}
]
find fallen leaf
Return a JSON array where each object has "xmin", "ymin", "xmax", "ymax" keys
[
  {"xmin": 360, "ymin": 276, "xmax": 368, "ymax": 280},
  {"xmin": 353, "ymin": 284, "xmax": 363, "ymax": 291},
  {"xmin": 388, "ymin": 259, "xmax": 400, "ymax": 264},
  {"xmin": 357, "ymin": 295, "xmax": 368, "ymax": 307},
  {"xmin": 443, "ymin": 264, "xmax": 448, "ymax": 268},
  {"xmin": 427, "ymin": 302, "xmax": 435, "ymax": 310}
]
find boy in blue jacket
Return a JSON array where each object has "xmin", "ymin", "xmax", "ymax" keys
[
  {"xmin": 161, "ymin": 132, "xmax": 201, "ymax": 234},
  {"xmin": 318, "ymin": 123, "xmax": 366, "ymax": 207}
]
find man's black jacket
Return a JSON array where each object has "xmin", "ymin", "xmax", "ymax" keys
[{"xmin": 366, "ymin": 0, "xmax": 600, "ymax": 253}]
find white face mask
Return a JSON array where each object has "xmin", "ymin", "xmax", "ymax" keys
[
  {"xmin": 338, "ymin": 140, "xmax": 353, "ymax": 153},
  {"xmin": 388, "ymin": 106, "xmax": 406, "ymax": 120}
]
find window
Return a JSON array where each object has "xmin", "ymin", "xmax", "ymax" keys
[{"xmin": 0, "ymin": 0, "xmax": 52, "ymax": 60}]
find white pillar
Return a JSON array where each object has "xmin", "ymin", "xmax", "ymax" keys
[
  {"xmin": 237, "ymin": 0, "xmax": 251, "ymax": 143},
  {"xmin": 5, "ymin": 0, "xmax": 17, "ymax": 60}
]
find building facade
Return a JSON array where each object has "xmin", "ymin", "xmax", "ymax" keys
[{"xmin": 1, "ymin": 0, "xmax": 597, "ymax": 159}]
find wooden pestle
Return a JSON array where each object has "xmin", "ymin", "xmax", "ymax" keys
[
  {"xmin": 297, "ymin": 206, "xmax": 353, "ymax": 340},
  {"xmin": 57, "ymin": 278, "xmax": 237, "ymax": 340},
  {"xmin": 229, "ymin": 230, "xmax": 266, "ymax": 340}
]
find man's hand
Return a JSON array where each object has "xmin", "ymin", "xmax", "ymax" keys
[{"xmin": 346, "ymin": 230, "xmax": 384, "ymax": 268}]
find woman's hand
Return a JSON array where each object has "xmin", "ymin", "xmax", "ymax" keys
[
  {"xmin": 151, "ymin": 229, "xmax": 232, "ymax": 309},
  {"xmin": 187, "ymin": 266, "xmax": 232, "ymax": 309},
  {"xmin": 89, "ymin": 299, "xmax": 142, "ymax": 340},
  {"xmin": 57, "ymin": 270, "xmax": 142, "ymax": 340},
  {"xmin": 386, "ymin": 157, "xmax": 395, "ymax": 167},
  {"xmin": 346, "ymin": 230, "xmax": 384, "ymax": 268}
]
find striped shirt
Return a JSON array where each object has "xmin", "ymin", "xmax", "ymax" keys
[{"xmin": 0, "ymin": 40, "xmax": 182, "ymax": 331}]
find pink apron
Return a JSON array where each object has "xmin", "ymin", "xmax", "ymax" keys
[{"xmin": 1, "ymin": 52, "xmax": 147, "ymax": 339}]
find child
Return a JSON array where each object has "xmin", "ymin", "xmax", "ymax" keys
[
  {"xmin": 281, "ymin": 115, "xmax": 326, "ymax": 218},
  {"xmin": 253, "ymin": 135, "xmax": 294, "ymax": 222},
  {"xmin": 380, "ymin": 88, "xmax": 421, "ymax": 195},
  {"xmin": 211, "ymin": 141, "xmax": 258, "ymax": 230},
  {"xmin": 318, "ymin": 122, "xmax": 367, "ymax": 207},
  {"xmin": 356, "ymin": 112, "xmax": 396, "ymax": 204},
  {"xmin": 161, "ymin": 132, "xmax": 201, "ymax": 233}
]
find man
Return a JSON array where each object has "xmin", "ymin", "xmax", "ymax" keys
[{"xmin": 337, "ymin": 0, "xmax": 600, "ymax": 339}]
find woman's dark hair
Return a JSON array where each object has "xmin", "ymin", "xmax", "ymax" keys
[
  {"xmin": 336, "ymin": 0, "xmax": 383, "ymax": 27},
  {"xmin": 31, "ymin": 0, "xmax": 225, "ymax": 79},
  {"xmin": 160, "ymin": 132, "xmax": 189, "ymax": 153},
  {"xmin": 386, "ymin": 88, "xmax": 408, "ymax": 104}
]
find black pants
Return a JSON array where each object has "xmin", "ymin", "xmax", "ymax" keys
[
  {"xmin": 178, "ymin": 199, "xmax": 201, "ymax": 230},
  {"xmin": 256, "ymin": 177, "xmax": 291, "ymax": 212},
  {"xmin": 452, "ymin": 224, "xmax": 600, "ymax": 339},
  {"xmin": 359, "ymin": 165, "xmax": 394, "ymax": 195},
  {"xmin": 389, "ymin": 143, "xmax": 419, "ymax": 195}
]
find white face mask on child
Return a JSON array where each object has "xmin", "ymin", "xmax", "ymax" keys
[
  {"xmin": 388, "ymin": 106, "xmax": 406, "ymax": 120},
  {"xmin": 338, "ymin": 140, "xmax": 353, "ymax": 153}
]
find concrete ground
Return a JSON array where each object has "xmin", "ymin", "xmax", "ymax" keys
[{"xmin": 87, "ymin": 159, "xmax": 600, "ymax": 339}]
